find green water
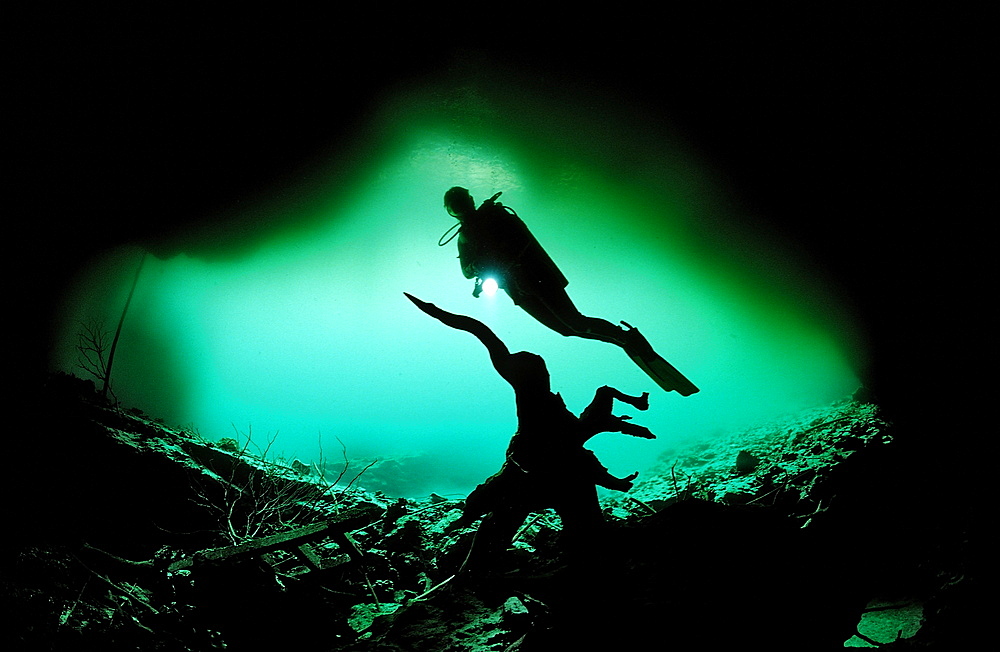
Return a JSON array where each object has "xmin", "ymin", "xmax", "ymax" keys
[{"xmin": 51, "ymin": 74, "xmax": 862, "ymax": 497}]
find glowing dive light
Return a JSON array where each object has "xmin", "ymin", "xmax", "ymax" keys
[{"xmin": 482, "ymin": 277, "xmax": 498, "ymax": 296}]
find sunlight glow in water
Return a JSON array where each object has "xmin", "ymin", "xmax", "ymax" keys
[{"xmin": 52, "ymin": 80, "xmax": 863, "ymax": 497}]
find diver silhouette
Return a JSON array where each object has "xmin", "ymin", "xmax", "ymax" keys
[
  {"xmin": 441, "ymin": 186, "xmax": 698, "ymax": 396},
  {"xmin": 405, "ymin": 292, "xmax": 655, "ymax": 572}
]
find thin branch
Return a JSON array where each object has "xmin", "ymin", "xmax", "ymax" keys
[
  {"xmin": 76, "ymin": 319, "xmax": 111, "ymax": 382},
  {"xmin": 340, "ymin": 459, "xmax": 379, "ymax": 495},
  {"xmin": 362, "ymin": 569, "xmax": 381, "ymax": 609},
  {"xmin": 623, "ymin": 494, "xmax": 657, "ymax": 515},
  {"xmin": 512, "ymin": 513, "xmax": 544, "ymax": 543},
  {"xmin": 102, "ymin": 251, "xmax": 146, "ymax": 399},
  {"xmin": 411, "ymin": 574, "xmax": 456, "ymax": 602},
  {"xmin": 58, "ymin": 576, "xmax": 91, "ymax": 627},
  {"xmin": 190, "ymin": 426, "xmax": 376, "ymax": 545}
]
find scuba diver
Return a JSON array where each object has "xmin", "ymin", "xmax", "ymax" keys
[
  {"xmin": 440, "ymin": 186, "xmax": 699, "ymax": 396},
  {"xmin": 404, "ymin": 292, "xmax": 655, "ymax": 572}
]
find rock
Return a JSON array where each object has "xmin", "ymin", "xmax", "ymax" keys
[
  {"xmin": 735, "ymin": 450, "xmax": 761, "ymax": 475},
  {"xmin": 503, "ymin": 596, "xmax": 529, "ymax": 620}
]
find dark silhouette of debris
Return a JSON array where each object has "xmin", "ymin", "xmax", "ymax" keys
[{"xmin": 405, "ymin": 292, "xmax": 654, "ymax": 573}]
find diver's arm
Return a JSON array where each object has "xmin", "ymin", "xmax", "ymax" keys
[
  {"xmin": 456, "ymin": 236, "xmax": 479, "ymax": 280},
  {"xmin": 404, "ymin": 293, "xmax": 515, "ymax": 380}
]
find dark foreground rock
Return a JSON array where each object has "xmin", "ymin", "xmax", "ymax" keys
[{"xmin": 1, "ymin": 374, "xmax": 982, "ymax": 650}]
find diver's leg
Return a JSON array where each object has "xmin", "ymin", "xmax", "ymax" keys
[
  {"xmin": 510, "ymin": 283, "xmax": 700, "ymax": 396},
  {"xmin": 511, "ymin": 286, "xmax": 626, "ymax": 344},
  {"xmin": 618, "ymin": 322, "xmax": 700, "ymax": 396},
  {"xmin": 508, "ymin": 291, "xmax": 577, "ymax": 336}
]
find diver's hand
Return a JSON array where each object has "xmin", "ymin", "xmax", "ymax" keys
[{"xmin": 472, "ymin": 279, "xmax": 483, "ymax": 298}]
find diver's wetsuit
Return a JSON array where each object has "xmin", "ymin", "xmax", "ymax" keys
[
  {"xmin": 456, "ymin": 198, "xmax": 625, "ymax": 345},
  {"xmin": 457, "ymin": 198, "xmax": 568, "ymax": 304},
  {"xmin": 448, "ymin": 191, "xmax": 700, "ymax": 396}
]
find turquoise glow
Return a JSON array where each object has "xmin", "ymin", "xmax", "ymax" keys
[{"xmin": 51, "ymin": 78, "xmax": 863, "ymax": 497}]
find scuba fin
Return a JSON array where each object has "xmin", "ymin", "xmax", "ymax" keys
[
  {"xmin": 625, "ymin": 349, "xmax": 700, "ymax": 396},
  {"xmin": 618, "ymin": 322, "xmax": 700, "ymax": 396}
]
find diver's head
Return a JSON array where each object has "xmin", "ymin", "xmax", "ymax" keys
[
  {"xmin": 508, "ymin": 351, "xmax": 550, "ymax": 389},
  {"xmin": 444, "ymin": 186, "xmax": 475, "ymax": 220}
]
